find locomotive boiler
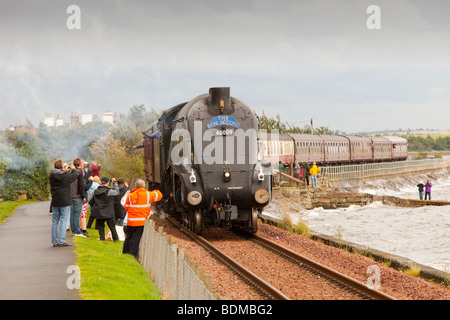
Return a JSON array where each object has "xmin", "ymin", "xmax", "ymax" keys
[{"xmin": 143, "ymin": 87, "xmax": 272, "ymax": 233}]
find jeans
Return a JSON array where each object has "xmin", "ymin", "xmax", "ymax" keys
[
  {"xmin": 419, "ymin": 191, "xmax": 423, "ymax": 200},
  {"xmin": 70, "ymin": 197, "xmax": 83, "ymax": 235},
  {"xmin": 311, "ymin": 175, "xmax": 317, "ymax": 187},
  {"xmin": 425, "ymin": 192, "xmax": 431, "ymax": 200},
  {"xmin": 52, "ymin": 206, "xmax": 71, "ymax": 245}
]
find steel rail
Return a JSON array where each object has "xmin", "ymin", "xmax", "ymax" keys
[
  {"xmin": 251, "ymin": 234, "xmax": 397, "ymax": 300},
  {"xmin": 167, "ymin": 217, "xmax": 290, "ymax": 300}
]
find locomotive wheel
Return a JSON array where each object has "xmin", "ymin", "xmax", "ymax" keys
[{"xmin": 250, "ymin": 208, "xmax": 258, "ymax": 234}]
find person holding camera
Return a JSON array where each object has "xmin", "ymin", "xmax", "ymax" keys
[
  {"xmin": 49, "ymin": 160, "xmax": 80, "ymax": 247},
  {"xmin": 89, "ymin": 177, "xmax": 120, "ymax": 241}
]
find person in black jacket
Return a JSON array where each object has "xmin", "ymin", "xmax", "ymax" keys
[
  {"xmin": 69, "ymin": 158, "xmax": 86, "ymax": 237},
  {"xmin": 50, "ymin": 160, "xmax": 80, "ymax": 247},
  {"xmin": 89, "ymin": 177, "xmax": 120, "ymax": 241},
  {"xmin": 417, "ymin": 181, "xmax": 424, "ymax": 200},
  {"xmin": 113, "ymin": 178, "xmax": 130, "ymax": 226}
]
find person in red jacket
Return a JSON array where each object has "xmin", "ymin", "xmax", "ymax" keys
[
  {"xmin": 122, "ymin": 179, "xmax": 162, "ymax": 258},
  {"xmin": 91, "ymin": 161, "xmax": 101, "ymax": 177}
]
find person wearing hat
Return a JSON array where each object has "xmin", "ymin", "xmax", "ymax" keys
[
  {"xmin": 89, "ymin": 177, "xmax": 120, "ymax": 241},
  {"xmin": 416, "ymin": 181, "xmax": 425, "ymax": 200},
  {"xmin": 144, "ymin": 121, "xmax": 162, "ymax": 141}
]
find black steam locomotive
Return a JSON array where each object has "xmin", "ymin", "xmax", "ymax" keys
[{"xmin": 143, "ymin": 87, "xmax": 272, "ymax": 234}]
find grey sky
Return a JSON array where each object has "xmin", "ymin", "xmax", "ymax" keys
[{"xmin": 1, "ymin": 0, "xmax": 450, "ymax": 133}]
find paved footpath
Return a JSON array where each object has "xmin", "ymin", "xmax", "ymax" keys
[{"xmin": 0, "ymin": 201, "xmax": 81, "ymax": 300}]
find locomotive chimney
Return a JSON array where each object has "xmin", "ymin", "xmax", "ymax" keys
[{"xmin": 208, "ymin": 87, "xmax": 233, "ymax": 115}]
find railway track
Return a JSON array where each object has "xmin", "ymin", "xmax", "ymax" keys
[
  {"xmin": 167, "ymin": 217, "xmax": 396, "ymax": 300},
  {"xmin": 249, "ymin": 233, "xmax": 396, "ymax": 300}
]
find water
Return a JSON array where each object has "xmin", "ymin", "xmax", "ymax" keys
[{"xmin": 268, "ymin": 169, "xmax": 450, "ymax": 272}]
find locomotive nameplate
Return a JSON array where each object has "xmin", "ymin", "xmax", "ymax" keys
[{"xmin": 207, "ymin": 115, "xmax": 240, "ymax": 129}]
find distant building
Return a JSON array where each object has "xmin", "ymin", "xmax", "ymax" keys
[
  {"xmin": 43, "ymin": 113, "xmax": 55, "ymax": 127},
  {"xmin": 80, "ymin": 113, "xmax": 93, "ymax": 126},
  {"xmin": 70, "ymin": 112, "xmax": 80, "ymax": 128},
  {"xmin": 55, "ymin": 115, "xmax": 64, "ymax": 127},
  {"xmin": 40, "ymin": 110, "xmax": 119, "ymax": 129},
  {"xmin": 102, "ymin": 111, "xmax": 115, "ymax": 125}
]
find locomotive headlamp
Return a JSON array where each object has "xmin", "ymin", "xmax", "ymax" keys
[
  {"xmin": 257, "ymin": 165, "xmax": 264, "ymax": 181},
  {"xmin": 187, "ymin": 190, "xmax": 202, "ymax": 206},
  {"xmin": 223, "ymin": 168, "xmax": 231, "ymax": 182},
  {"xmin": 190, "ymin": 169, "xmax": 197, "ymax": 184}
]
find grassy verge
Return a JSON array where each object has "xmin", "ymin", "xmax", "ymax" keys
[
  {"xmin": 74, "ymin": 228, "xmax": 160, "ymax": 300},
  {"xmin": 0, "ymin": 199, "xmax": 36, "ymax": 224}
]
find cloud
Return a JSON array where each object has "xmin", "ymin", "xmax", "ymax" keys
[{"xmin": 1, "ymin": 0, "xmax": 450, "ymax": 132}]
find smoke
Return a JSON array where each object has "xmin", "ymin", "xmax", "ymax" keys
[
  {"xmin": 37, "ymin": 121, "xmax": 113, "ymax": 162},
  {"xmin": 0, "ymin": 130, "xmax": 50, "ymax": 200}
]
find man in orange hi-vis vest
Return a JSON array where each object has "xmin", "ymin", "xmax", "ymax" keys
[{"xmin": 122, "ymin": 179, "xmax": 162, "ymax": 258}]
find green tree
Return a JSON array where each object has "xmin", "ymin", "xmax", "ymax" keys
[
  {"xmin": 89, "ymin": 135, "xmax": 144, "ymax": 181},
  {"xmin": 257, "ymin": 112, "xmax": 338, "ymax": 135}
]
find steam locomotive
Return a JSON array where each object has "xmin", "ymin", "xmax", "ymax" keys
[
  {"xmin": 143, "ymin": 87, "xmax": 272, "ymax": 234},
  {"xmin": 141, "ymin": 87, "xmax": 408, "ymax": 234}
]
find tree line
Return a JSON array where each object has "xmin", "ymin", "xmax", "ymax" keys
[
  {"xmin": 0, "ymin": 105, "xmax": 160, "ymax": 201},
  {"xmin": 257, "ymin": 113, "xmax": 340, "ymax": 135},
  {"xmin": 402, "ymin": 135, "xmax": 450, "ymax": 151}
]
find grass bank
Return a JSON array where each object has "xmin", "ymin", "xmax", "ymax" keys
[
  {"xmin": 74, "ymin": 228, "xmax": 160, "ymax": 300},
  {"xmin": 0, "ymin": 199, "xmax": 36, "ymax": 224}
]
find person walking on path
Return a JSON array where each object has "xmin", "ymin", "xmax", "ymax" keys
[
  {"xmin": 309, "ymin": 162, "xmax": 321, "ymax": 187},
  {"xmin": 89, "ymin": 177, "xmax": 120, "ymax": 241},
  {"xmin": 417, "ymin": 181, "xmax": 425, "ymax": 200},
  {"xmin": 122, "ymin": 179, "xmax": 162, "ymax": 259},
  {"xmin": 49, "ymin": 160, "xmax": 80, "ymax": 247},
  {"xmin": 424, "ymin": 180, "xmax": 432, "ymax": 200}
]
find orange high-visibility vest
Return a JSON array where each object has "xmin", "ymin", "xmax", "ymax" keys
[{"xmin": 124, "ymin": 188, "xmax": 162, "ymax": 226}]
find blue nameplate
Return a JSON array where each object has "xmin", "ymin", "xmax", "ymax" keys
[{"xmin": 207, "ymin": 116, "xmax": 240, "ymax": 129}]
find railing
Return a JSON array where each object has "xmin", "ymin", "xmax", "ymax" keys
[
  {"xmin": 322, "ymin": 159, "xmax": 449, "ymax": 182},
  {"xmin": 139, "ymin": 219, "xmax": 217, "ymax": 300}
]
